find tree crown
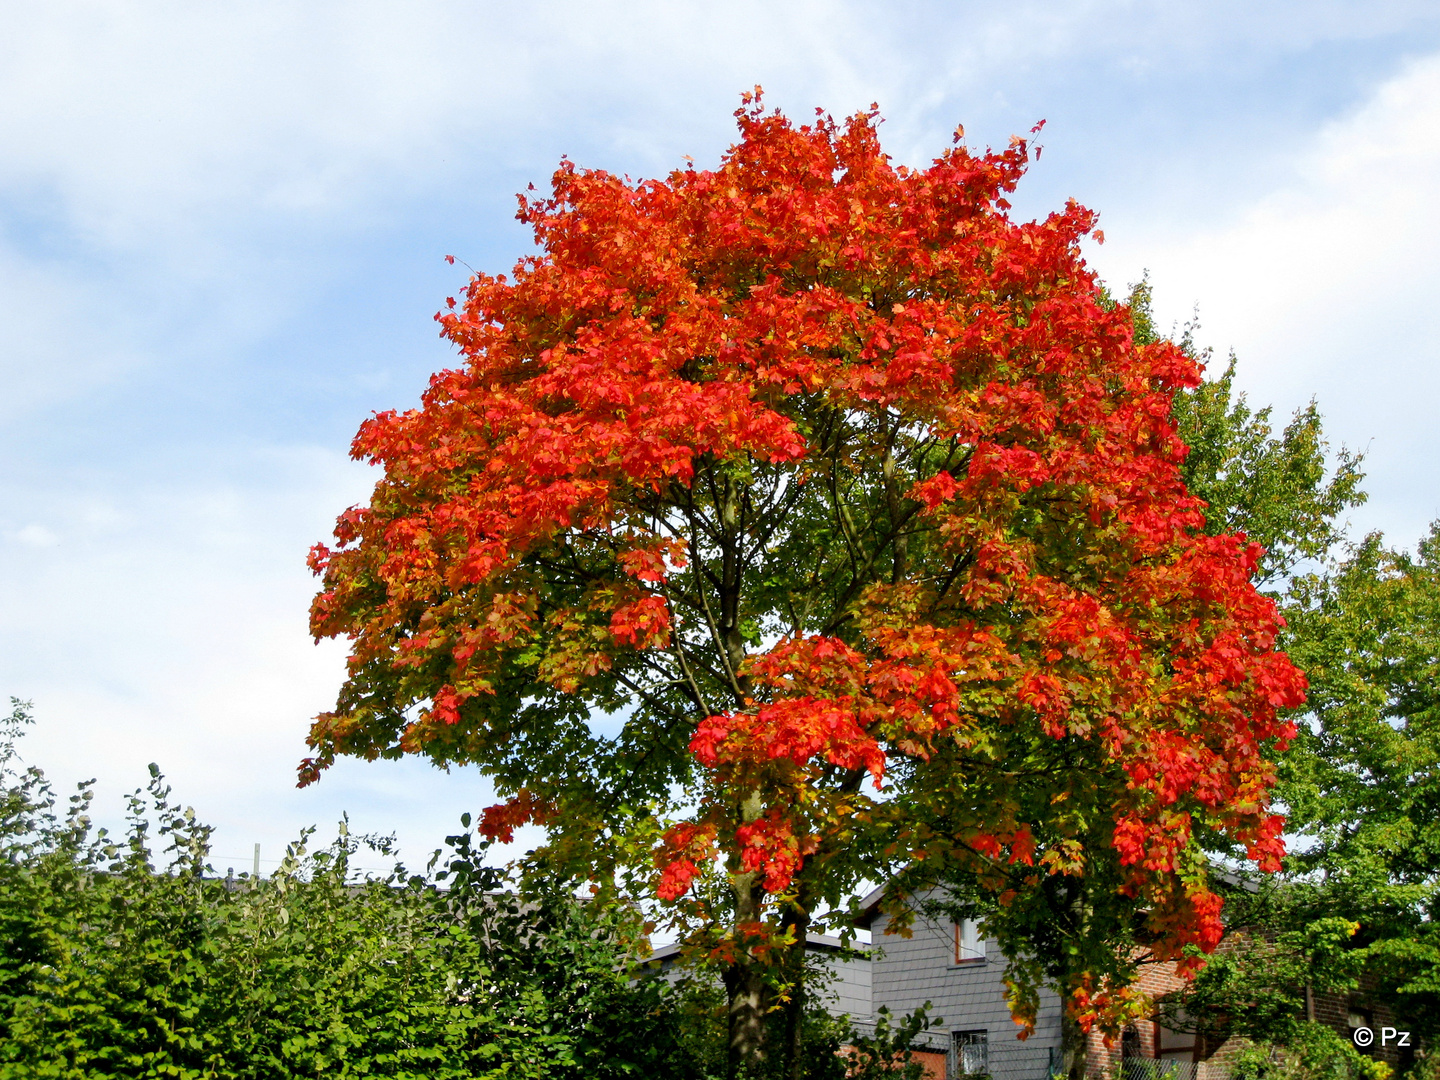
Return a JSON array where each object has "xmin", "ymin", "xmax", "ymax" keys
[{"xmin": 306, "ymin": 96, "xmax": 1305, "ymax": 1034}]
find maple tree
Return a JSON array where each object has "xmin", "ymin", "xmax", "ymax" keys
[{"xmin": 305, "ymin": 94, "xmax": 1305, "ymax": 1077}]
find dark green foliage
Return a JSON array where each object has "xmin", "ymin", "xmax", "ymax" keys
[
  {"xmin": 0, "ymin": 700, "xmax": 698, "ymax": 1079},
  {"xmin": 1229, "ymin": 1022, "xmax": 1392, "ymax": 1080},
  {"xmin": 839, "ymin": 1006, "xmax": 936, "ymax": 1080},
  {"xmin": 665, "ymin": 967, "xmax": 851, "ymax": 1080},
  {"xmin": 1282, "ymin": 530, "xmax": 1440, "ymax": 905},
  {"xmin": 1171, "ymin": 355, "xmax": 1366, "ymax": 591},
  {"xmin": 1156, "ymin": 880, "xmax": 1365, "ymax": 1046},
  {"xmin": 1166, "ymin": 526, "xmax": 1440, "ymax": 1053}
]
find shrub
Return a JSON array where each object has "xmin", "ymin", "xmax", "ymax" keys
[
  {"xmin": 1229, "ymin": 1024, "xmax": 1393, "ymax": 1080},
  {"xmin": 0, "ymin": 700, "xmax": 695, "ymax": 1079}
]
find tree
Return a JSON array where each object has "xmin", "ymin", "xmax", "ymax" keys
[
  {"xmin": 1275, "ymin": 524, "xmax": 1440, "ymax": 1042},
  {"xmin": 305, "ymin": 94, "xmax": 1304, "ymax": 1077}
]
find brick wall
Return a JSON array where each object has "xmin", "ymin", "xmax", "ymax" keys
[
  {"xmin": 910, "ymin": 1049, "xmax": 946, "ymax": 1079},
  {"xmin": 1078, "ymin": 943, "xmax": 1419, "ymax": 1077},
  {"xmin": 1084, "ymin": 956, "xmax": 1194, "ymax": 1075},
  {"xmin": 1080, "ymin": 938, "xmax": 1264, "ymax": 1078},
  {"xmin": 1312, "ymin": 982, "xmax": 1414, "ymax": 1073}
]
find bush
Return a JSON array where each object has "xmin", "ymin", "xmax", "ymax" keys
[
  {"xmin": 1229, "ymin": 1023, "xmax": 1393, "ymax": 1080},
  {"xmin": 0, "ymin": 700, "xmax": 696, "ymax": 1079}
]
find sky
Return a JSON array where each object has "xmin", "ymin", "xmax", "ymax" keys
[{"xmin": 1, "ymin": 0, "xmax": 1438, "ymax": 877}]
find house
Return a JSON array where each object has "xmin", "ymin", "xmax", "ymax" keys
[
  {"xmin": 647, "ymin": 900, "xmax": 1062, "ymax": 1079},
  {"xmin": 855, "ymin": 884, "xmax": 1294, "ymax": 1079},
  {"xmin": 650, "ymin": 889, "xmax": 1409, "ymax": 1079},
  {"xmin": 857, "ymin": 886, "xmax": 1413, "ymax": 1079},
  {"xmin": 855, "ymin": 884, "xmax": 1064, "ymax": 1080},
  {"xmin": 649, "ymin": 902, "xmax": 1162, "ymax": 1079}
]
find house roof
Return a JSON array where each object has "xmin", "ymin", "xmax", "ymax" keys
[
  {"xmin": 648, "ymin": 932, "xmax": 863, "ymax": 966},
  {"xmin": 850, "ymin": 866, "xmax": 1259, "ymax": 931},
  {"xmin": 852, "ymin": 883, "xmax": 889, "ymax": 930}
]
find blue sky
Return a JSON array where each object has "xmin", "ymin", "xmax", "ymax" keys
[{"xmin": 2, "ymin": 0, "xmax": 1438, "ymax": 874}]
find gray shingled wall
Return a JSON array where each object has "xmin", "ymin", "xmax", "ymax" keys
[
  {"xmin": 811, "ymin": 945, "xmax": 873, "ymax": 1020},
  {"xmin": 648, "ymin": 897, "xmax": 1069, "ymax": 1080},
  {"xmin": 867, "ymin": 890, "xmax": 1064, "ymax": 1080}
]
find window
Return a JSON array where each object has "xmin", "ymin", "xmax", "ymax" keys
[
  {"xmin": 1348, "ymin": 1010, "xmax": 1373, "ymax": 1055},
  {"xmin": 953, "ymin": 919, "xmax": 985, "ymax": 964},
  {"xmin": 1155, "ymin": 1021, "xmax": 1196, "ymax": 1060},
  {"xmin": 951, "ymin": 1030, "xmax": 988, "ymax": 1077},
  {"xmin": 1121, "ymin": 1026, "xmax": 1142, "ymax": 1059}
]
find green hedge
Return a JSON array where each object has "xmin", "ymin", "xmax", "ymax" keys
[
  {"xmin": 0, "ymin": 702, "xmax": 925, "ymax": 1080},
  {"xmin": 0, "ymin": 698, "xmax": 696, "ymax": 1079}
]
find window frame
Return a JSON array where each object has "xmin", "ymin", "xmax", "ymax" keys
[
  {"xmin": 952, "ymin": 919, "xmax": 985, "ymax": 965},
  {"xmin": 950, "ymin": 1029, "xmax": 989, "ymax": 1079}
]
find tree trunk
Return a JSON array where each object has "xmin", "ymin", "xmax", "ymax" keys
[
  {"xmin": 1058, "ymin": 879, "xmax": 1093, "ymax": 1080},
  {"xmin": 1061, "ymin": 1007, "xmax": 1089, "ymax": 1080},
  {"xmin": 725, "ymin": 957, "xmax": 770, "ymax": 1078},
  {"xmin": 780, "ymin": 905, "xmax": 811, "ymax": 1080},
  {"xmin": 727, "ymin": 793, "xmax": 770, "ymax": 1078}
]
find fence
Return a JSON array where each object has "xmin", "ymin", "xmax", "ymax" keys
[
  {"xmin": 872, "ymin": 1027, "xmax": 1059, "ymax": 1080},
  {"xmin": 1120, "ymin": 1061, "xmax": 1202, "ymax": 1080},
  {"xmin": 972, "ymin": 1044, "xmax": 1064, "ymax": 1080}
]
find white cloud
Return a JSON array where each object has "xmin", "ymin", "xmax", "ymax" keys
[
  {"xmin": 1101, "ymin": 51, "xmax": 1440, "ymax": 361},
  {"xmin": 1092, "ymin": 50, "xmax": 1440, "ymax": 545},
  {"xmin": 0, "ymin": 246, "xmax": 148, "ymax": 418},
  {"xmin": 0, "ymin": 445, "xmax": 431, "ymax": 862},
  {"xmin": 11, "ymin": 523, "xmax": 59, "ymax": 548},
  {"xmin": 0, "ymin": 0, "xmax": 1305, "ymax": 241},
  {"xmin": 0, "ymin": 1, "xmax": 886, "ymax": 243},
  {"xmin": 2, "ymin": 0, "xmax": 1438, "ymax": 872}
]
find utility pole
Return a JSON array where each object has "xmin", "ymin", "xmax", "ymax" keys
[{"xmin": 253, "ymin": 843, "xmax": 261, "ymax": 882}]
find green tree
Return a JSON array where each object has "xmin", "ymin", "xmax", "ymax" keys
[
  {"xmin": 1153, "ymin": 876, "xmax": 1365, "ymax": 1046},
  {"xmin": 1278, "ymin": 525, "xmax": 1440, "ymax": 1042}
]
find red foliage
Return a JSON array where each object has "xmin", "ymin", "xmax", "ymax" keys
[
  {"xmin": 655, "ymin": 822, "xmax": 718, "ymax": 901},
  {"xmin": 478, "ymin": 788, "xmax": 554, "ymax": 844},
  {"xmin": 305, "ymin": 93, "xmax": 1306, "ymax": 1031}
]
